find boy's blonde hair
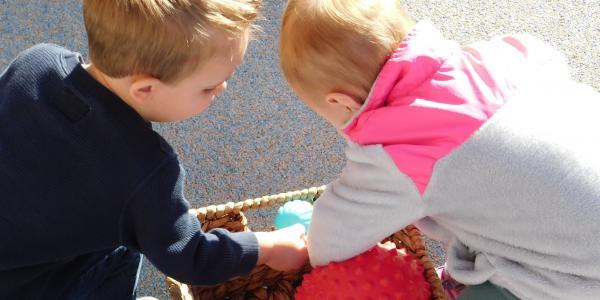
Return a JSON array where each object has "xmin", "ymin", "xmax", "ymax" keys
[
  {"xmin": 280, "ymin": 0, "xmax": 413, "ymax": 102},
  {"xmin": 83, "ymin": 0, "xmax": 261, "ymax": 83}
]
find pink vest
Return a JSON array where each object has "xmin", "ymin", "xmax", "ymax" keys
[{"xmin": 342, "ymin": 21, "xmax": 530, "ymax": 193}]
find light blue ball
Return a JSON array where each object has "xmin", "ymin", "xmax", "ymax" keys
[{"xmin": 274, "ymin": 200, "xmax": 314, "ymax": 232}]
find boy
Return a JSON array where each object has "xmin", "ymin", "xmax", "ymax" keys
[{"xmin": 0, "ymin": 0, "xmax": 307, "ymax": 299}]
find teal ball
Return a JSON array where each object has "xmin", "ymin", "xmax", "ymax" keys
[{"xmin": 275, "ymin": 200, "xmax": 314, "ymax": 232}]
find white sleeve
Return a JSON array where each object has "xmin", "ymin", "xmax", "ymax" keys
[
  {"xmin": 307, "ymin": 143, "xmax": 425, "ymax": 266},
  {"xmin": 463, "ymin": 33, "xmax": 572, "ymax": 92}
]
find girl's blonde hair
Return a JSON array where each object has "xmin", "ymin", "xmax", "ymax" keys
[
  {"xmin": 83, "ymin": 0, "xmax": 261, "ymax": 83},
  {"xmin": 280, "ymin": 0, "xmax": 413, "ymax": 102}
]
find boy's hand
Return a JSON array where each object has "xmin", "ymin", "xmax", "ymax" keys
[{"xmin": 255, "ymin": 224, "xmax": 308, "ymax": 271}]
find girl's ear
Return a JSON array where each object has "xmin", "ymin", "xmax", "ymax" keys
[
  {"xmin": 129, "ymin": 75, "xmax": 162, "ymax": 104},
  {"xmin": 325, "ymin": 92, "xmax": 362, "ymax": 113}
]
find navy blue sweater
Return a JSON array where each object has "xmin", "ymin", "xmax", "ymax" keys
[{"xmin": 0, "ymin": 44, "xmax": 258, "ymax": 298}]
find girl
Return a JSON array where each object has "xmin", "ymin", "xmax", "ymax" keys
[{"xmin": 279, "ymin": 0, "xmax": 600, "ymax": 299}]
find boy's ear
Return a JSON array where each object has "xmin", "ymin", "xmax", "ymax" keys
[
  {"xmin": 129, "ymin": 75, "xmax": 162, "ymax": 103},
  {"xmin": 325, "ymin": 92, "xmax": 362, "ymax": 113}
]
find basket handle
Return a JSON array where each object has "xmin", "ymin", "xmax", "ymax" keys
[{"xmin": 190, "ymin": 186, "xmax": 326, "ymax": 223}]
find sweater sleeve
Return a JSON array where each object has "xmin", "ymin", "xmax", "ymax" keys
[
  {"xmin": 119, "ymin": 157, "xmax": 259, "ymax": 285},
  {"xmin": 307, "ymin": 143, "xmax": 425, "ymax": 266}
]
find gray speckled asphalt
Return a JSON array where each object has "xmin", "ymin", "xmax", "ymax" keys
[{"xmin": 1, "ymin": 0, "xmax": 598, "ymax": 298}]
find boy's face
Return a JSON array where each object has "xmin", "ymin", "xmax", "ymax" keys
[{"xmin": 143, "ymin": 31, "xmax": 249, "ymax": 122}]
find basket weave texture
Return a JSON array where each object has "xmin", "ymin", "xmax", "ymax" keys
[{"xmin": 166, "ymin": 186, "xmax": 447, "ymax": 300}]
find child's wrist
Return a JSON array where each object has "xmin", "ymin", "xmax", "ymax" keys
[{"xmin": 255, "ymin": 232, "xmax": 274, "ymax": 266}]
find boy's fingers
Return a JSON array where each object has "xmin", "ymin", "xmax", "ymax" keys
[
  {"xmin": 285, "ymin": 223, "xmax": 306, "ymax": 236},
  {"xmin": 301, "ymin": 234, "xmax": 308, "ymax": 245}
]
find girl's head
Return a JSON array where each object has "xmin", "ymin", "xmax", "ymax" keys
[{"xmin": 280, "ymin": 0, "xmax": 413, "ymax": 128}]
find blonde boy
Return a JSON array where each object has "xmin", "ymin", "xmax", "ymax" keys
[
  {"xmin": 0, "ymin": 1, "xmax": 306, "ymax": 298},
  {"xmin": 281, "ymin": 0, "xmax": 600, "ymax": 300}
]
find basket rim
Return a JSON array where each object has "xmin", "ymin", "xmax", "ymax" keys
[{"xmin": 189, "ymin": 186, "xmax": 326, "ymax": 223}]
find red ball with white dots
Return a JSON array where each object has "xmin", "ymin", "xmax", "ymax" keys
[{"xmin": 296, "ymin": 243, "xmax": 431, "ymax": 300}]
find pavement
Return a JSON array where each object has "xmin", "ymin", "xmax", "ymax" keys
[{"xmin": 1, "ymin": 0, "xmax": 598, "ymax": 298}]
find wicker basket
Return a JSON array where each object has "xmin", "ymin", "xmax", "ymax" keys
[{"xmin": 166, "ymin": 186, "xmax": 447, "ymax": 300}]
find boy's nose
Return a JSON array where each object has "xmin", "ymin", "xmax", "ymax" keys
[{"xmin": 214, "ymin": 81, "xmax": 227, "ymax": 96}]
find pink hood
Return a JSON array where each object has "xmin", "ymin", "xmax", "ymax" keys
[{"xmin": 342, "ymin": 21, "xmax": 530, "ymax": 193}]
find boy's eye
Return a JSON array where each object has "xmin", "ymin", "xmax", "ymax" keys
[{"xmin": 203, "ymin": 87, "xmax": 216, "ymax": 93}]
